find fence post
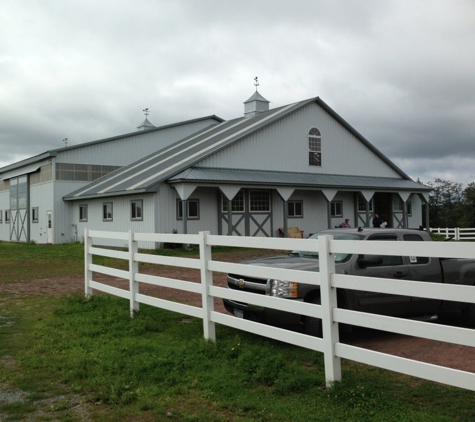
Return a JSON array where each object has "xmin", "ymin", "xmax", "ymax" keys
[
  {"xmin": 129, "ymin": 230, "xmax": 139, "ymax": 317},
  {"xmin": 199, "ymin": 231, "xmax": 216, "ymax": 341},
  {"xmin": 318, "ymin": 235, "xmax": 341, "ymax": 386},
  {"xmin": 84, "ymin": 228, "xmax": 93, "ymax": 298},
  {"xmin": 455, "ymin": 227, "xmax": 460, "ymax": 241}
]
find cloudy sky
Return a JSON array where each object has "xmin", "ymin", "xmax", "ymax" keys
[{"xmin": 1, "ymin": 0, "xmax": 475, "ymax": 186}]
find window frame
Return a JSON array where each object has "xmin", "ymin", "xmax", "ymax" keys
[
  {"xmin": 394, "ymin": 199, "xmax": 412, "ymax": 216},
  {"xmin": 358, "ymin": 196, "xmax": 373, "ymax": 213},
  {"xmin": 131, "ymin": 200, "xmax": 143, "ymax": 221},
  {"xmin": 5, "ymin": 210, "xmax": 10, "ymax": 223},
  {"xmin": 0, "ymin": 209, "xmax": 2, "ymax": 223},
  {"xmin": 287, "ymin": 200, "xmax": 303, "ymax": 218},
  {"xmin": 308, "ymin": 127, "xmax": 322, "ymax": 167},
  {"xmin": 249, "ymin": 190, "xmax": 270, "ymax": 213},
  {"xmin": 79, "ymin": 204, "xmax": 88, "ymax": 222},
  {"xmin": 177, "ymin": 199, "xmax": 200, "ymax": 220},
  {"xmin": 222, "ymin": 190, "xmax": 245, "ymax": 213},
  {"xmin": 331, "ymin": 201, "xmax": 343, "ymax": 217},
  {"xmin": 102, "ymin": 202, "xmax": 113, "ymax": 222},
  {"xmin": 32, "ymin": 207, "xmax": 39, "ymax": 223}
]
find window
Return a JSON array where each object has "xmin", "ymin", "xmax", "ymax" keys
[
  {"xmin": 394, "ymin": 199, "xmax": 412, "ymax": 215},
  {"xmin": 5, "ymin": 210, "xmax": 10, "ymax": 223},
  {"xmin": 56, "ymin": 163, "xmax": 121, "ymax": 182},
  {"xmin": 308, "ymin": 127, "xmax": 322, "ymax": 166},
  {"xmin": 222, "ymin": 190, "xmax": 244, "ymax": 213},
  {"xmin": 131, "ymin": 200, "xmax": 143, "ymax": 221},
  {"xmin": 365, "ymin": 235, "xmax": 403, "ymax": 266},
  {"xmin": 331, "ymin": 201, "xmax": 343, "ymax": 217},
  {"xmin": 250, "ymin": 190, "xmax": 270, "ymax": 212},
  {"xmin": 79, "ymin": 204, "xmax": 88, "ymax": 222},
  {"xmin": 102, "ymin": 202, "xmax": 113, "ymax": 221},
  {"xmin": 403, "ymin": 233, "xmax": 429, "ymax": 264},
  {"xmin": 0, "ymin": 210, "xmax": 2, "ymax": 223},
  {"xmin": 177, "ymin": 199, "xmax": 199, "ymax": 220},
  {"xmin": 358, "ymin": 195, "xmax": 373, "ymax": 212},
  {"xmin": 32, "ymin": 207, "xmax": 39, "ymax": 223},
  {"xmin": 288, "ymin": 200, "xmax": 303, "ymax": 218}
]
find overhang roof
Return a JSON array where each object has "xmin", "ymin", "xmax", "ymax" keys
[{"xmin": 168, "ymin": 167, "xmax": 431, "ymax": 192}]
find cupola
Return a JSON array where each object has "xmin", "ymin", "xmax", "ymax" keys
[
  {"xmin": 243, "ymin": 77, "xmax": 270, "ymax": 117},
  {"xmin": 137, "ymin": 108, "xmax": 156, "ymax": 131}
]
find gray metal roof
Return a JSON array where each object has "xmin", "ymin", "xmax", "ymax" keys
[
  {"xmin": 64, "ymin": 96, "xmax": 420, "ymax": 201},
  {"xmin": 244, "ymin": 91, "xmax": 270, "ymax": 104},
  {"xmin": 136, "ymin": 117, "xmax": 156, "ymax": 130},
  {"xmin": 168, "ymin": 167, "xmax": 431, "ymax": 192},
  {"xmin": 0, "ymin": 115, "xmax": 224, "ymax": 175}
]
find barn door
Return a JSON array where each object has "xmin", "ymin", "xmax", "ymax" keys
[{"xmin": 9, "ymin": 175, "xmax": 28, "ymax": 242}]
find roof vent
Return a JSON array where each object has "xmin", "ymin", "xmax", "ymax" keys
[
  {"xmin": 137, "ymin": 108, "xmax": 156, "ymax": 131},
  {"xmin": 243, "ymin": 77, "xmax": 270, "ymax": 117}
]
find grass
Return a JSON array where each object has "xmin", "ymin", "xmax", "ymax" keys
[{"xmin": 1, "ymin": 242, "xmax": 475, "ymax": 421}]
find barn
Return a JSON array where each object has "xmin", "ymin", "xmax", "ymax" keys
[{"xmin": 0, "ymin": 89, "xmax": 430, "ymax": 246}]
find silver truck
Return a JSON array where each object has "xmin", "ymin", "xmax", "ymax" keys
[{"xmin": 223, "ymin": 228, "xmax": 475, "ymax": 336}]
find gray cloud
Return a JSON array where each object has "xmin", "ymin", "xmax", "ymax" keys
[{"xmin": 1, "ymin": 0, "xmax": 475, "ymax": 186}]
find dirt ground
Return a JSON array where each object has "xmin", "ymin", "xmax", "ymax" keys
[{"xmin": 3, "ymin": 266, "xmax": 475, "ymax": 374}]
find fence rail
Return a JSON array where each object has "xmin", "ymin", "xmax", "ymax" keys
[
  {"xmin": 84, "ymin": 228, "xmax": 475, "ymax": 391},
  {"xmin": 430, "ymin": 227, "xmax": 475, "ymax": 240}
]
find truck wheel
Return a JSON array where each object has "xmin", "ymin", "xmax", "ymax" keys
[
  {"xmin": 463, "ymin": 304, "xmax": 475, "ymax": 327},
  {"xmin": 304, "ymin": 296, "xmax": 323, "ymax": 337}
]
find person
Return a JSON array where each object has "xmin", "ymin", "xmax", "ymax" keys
[
  {"xmin": 372, "ymin": 213, "xmax": 383, "ymax": 228},
  {"xmin": 380, "ymin": 215, "xmax": 388, "ymax": 228},
  {"xmin": 339, "ymin": 218, "xmax": 351, "ymax": 228}
]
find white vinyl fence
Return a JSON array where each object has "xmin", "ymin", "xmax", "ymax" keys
[
  {"xmin": 430, "ymin": 227, "xmax": 475, "ymax": 240},
  {"xmin": 84, "ymin": 228, "xmax": 475, "ymax": 391}
]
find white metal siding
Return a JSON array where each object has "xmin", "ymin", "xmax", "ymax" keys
[
  {"xmin": 74, "ymin": 194, "xmax": 156, "ymax": 248},
  {"xmin": 0, "ymin": 190, "xmax": 9, "ymax": 241},
  {"xmin": 156, "ymin": 185, "xmax": 220, "ymax": 235},
  {"xmin": 29, "ymin": 182, "xmax": 54, "ymax": 244},
  {"xmin": 198, "ymin": 102, "xmax": 401, "ymax": 178}
]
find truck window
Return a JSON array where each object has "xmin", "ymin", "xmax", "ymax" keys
[
  {"xmin": 402, "ymin": 233, "xmax": 430, "ymax": 264},
  {"xmin": 365, "ymin": 234, "xmax": 403, "ymax": 267}
]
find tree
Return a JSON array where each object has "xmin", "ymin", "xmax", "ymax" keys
[{"xmin": 427, "ymin": 178, "xmax": 464, "ymax": 227}]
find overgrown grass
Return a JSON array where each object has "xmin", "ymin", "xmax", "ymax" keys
[{"xmin": 1, "ymin": 241, "xmax": 475, "ymax": 421}]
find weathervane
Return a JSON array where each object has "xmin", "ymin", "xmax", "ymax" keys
[
  {"xmin": 254, "ymin": 76, "xmax": 259, "ymax": 91},
  {"xmin": 63, "ymin": 138, "xmax": 69, "ymax": 147},
  {"xmin": 143, "ymin": 108, "xmax": 149, "ymax": 117}
]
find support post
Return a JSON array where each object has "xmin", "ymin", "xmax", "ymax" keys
[
  {"xmin": 199, "ymin": 231, "xmax": 216, "ymax": 341},
  {"xmin": 425, "ymin": 200, "xmax": 430, "ymax": 233},
  {"xmin": 129, "ymin": 230, "xmax": 139, "ymax": 317},
  {"xmin": 182, "ymin": 199, "xmax": 188, "ymax": 235},
  {"xmin": 228, "ymin": 199, "xmax": 233, "ymax": 235},
  {"xmin": 365, "ymin": 201, "xmax": 370, "ymax": 227},
  {"xmin": 283, "ymin": 200, "xmax": 288, "ymax": 237},
  {"xmin": 318, "ymin": 235, "xmax": 341, "ymax": 386},
  {"xmin": 84, "ymin": 228, "xmax": 93, "ymax": 298}
]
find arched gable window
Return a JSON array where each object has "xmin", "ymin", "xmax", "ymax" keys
[{"xmin": 308, "ymin": 127, "xmax": 321, "ymax": 166}]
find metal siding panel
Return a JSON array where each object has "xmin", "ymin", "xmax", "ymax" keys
[
  {"xmin": 0, "ymin": 190, "xmax": 9, "ymax": 241},
  {"xmin": 74, "ymin": 194, "xmax": 156, "ymax": 248},
  {"xmin": 197, "ymin": 103, "xmax": 400, "ymax": 178},
  {"xmin": 30, "ymin": 182, "xmax": 54, "ymax": 244},
  {"xmin": 158, "ymin": 186, "xmax": 220, "ymax": 235}
]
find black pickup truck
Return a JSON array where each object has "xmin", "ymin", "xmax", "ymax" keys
[{"xmin": 223, "ymin": 228, "xmax": 475, "ymax": 336}]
